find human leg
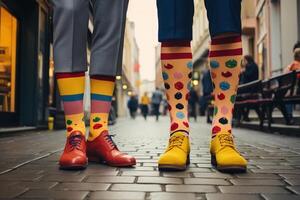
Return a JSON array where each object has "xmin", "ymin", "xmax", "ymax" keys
[
  {"xmin": 205, "ymin": 0, "xmax": 247, "ymax": 172},
  {"xmin": 52, "ymin": 0, "xmax": 89, "ymax": 169}
]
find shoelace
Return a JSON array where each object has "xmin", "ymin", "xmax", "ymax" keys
[
  {"xmin": 69, "ymin": 135, "xmax": 82, "ymax": 150},
  {"xmin": 218, "ymin": 134, "xmax": 234, "ymax": 147},
  {"xmin": 104, "ymin": 134, "xmax": 118, "ymax": 149},
  {"xmin": 167, "ymin": 135, "xmax": 185, "ymax": 151}
]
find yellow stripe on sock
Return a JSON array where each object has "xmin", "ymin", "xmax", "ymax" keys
[
  {"xmin": 57, "ymin": 76, "xmax": 85, "ymax": 95},
  {"xmin": 91, "ymin": 79, "xmax": 115, "ymax": 96}
]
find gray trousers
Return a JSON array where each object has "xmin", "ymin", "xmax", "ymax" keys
[{"xmin": 52, "ymin": 0, "xmax": 128, "ymax": 76}]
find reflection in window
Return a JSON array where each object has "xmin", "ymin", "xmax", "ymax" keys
[{"xmin": 0, "ymin": 7, "xmax": 17, "ymax": 112}]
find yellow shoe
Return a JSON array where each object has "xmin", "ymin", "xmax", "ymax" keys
[
  {"xmin": 158, "ymin": 132, "xmax": 190, "ymax": 171},
  {"xmin": 210, "ymin": 133, "xmax": 247, "ymax": 173}
]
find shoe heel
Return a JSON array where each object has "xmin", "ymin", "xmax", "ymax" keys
[
  {"xmin": 211, "ymin": 154, "xmax": 217, "ymax": 167},
  {"xmin": 186, "ymin": 154, "xmax": 190, "ymax": 165}
]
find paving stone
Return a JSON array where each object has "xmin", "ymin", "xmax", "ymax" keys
[
  {"xmin": 285, "ymin": 179, "xmax": 300, "ymax": 186},
  {"xmin": 52, "ymin": 182, "xmax": 110, "ymax": 191},
  {"xmin": 279, "ymin": 174, "xmax": 300, "ymax": 179},
  {"xmin": 235, "ymin": 173, "xmax": 281, "ymax": 179},
  {"xmin": 0, "ymin": 186, "xmax": 28, "ymax": 199},
  {"xmin": 287, "ymin": 186, "xmax": 300, "ymax": 194},
  {"xmin": 186, "ymin": 167, "xmax": 212, "ymax": 172},
  {"xmin": 193, "ymin": 172, "xmax": 233, "ymax": 179},
  {"xmin": 251, "ymin": 169, "xmax": 300, "ymax": 174},
  {"xmin": 257, "ymin": 165, "xmax": 295, "ymax": 170},
  {"xmin": 111, "ymin": 184, "xmax": 162, "ymax": 192},
  {"xmin": 40, "ymin": 174, "xmax": 86, "ymax": 182},
  {"xmin": 15, "ymin": 181, "xmax": 58, "ymax": 189},
  {"xmin": 121, "ymin": 171, "xmax": 160, "ymax": 177},
  {"xmin": 219, "ymin": 186, "xmax": 290, "ymax": 194},
  {"xmin": 150, "ymin": 192, "xmax": 197, "ymax": 200},
  {"xmin": 85, "ymin": 176, "xmax": 135, "ymax": 183},
  {"xmin": 261, "ymin": 194, "xmax": 300, "ymax": 200},
  {"xmin": 206, "ymin": 194, "xmax": 262, "ymax": 200},
  {"xmin": 20, "ymin": 190, "xmax": 89, "ymax": 199},
  {"xmin": 184, "ymin": 178, "xmax": 230, "ymax": 185},
  {"xmin": 163, "ymin": 171, "xmax": 191, "ymax": 178},
  {"xmin": 166, "ymin": 185, "xmax": 217, "ymax": 193},
  {"xmin": 0, "ymin": 173, "xmax": 42, "ymax": 181},
  {"xmin": 89, "ymin": 191, "xmax": 146, "ymax": 200},
  {"xmin": 120, "ymin": 166, "xmax": 155, "ymax": 171},
  {"xmin": 230, "ymin": 179, "xmax": 285, "ymax": 186},
  {"xmin": 138, "ymin": 177, "xmax": 182, "ymax": 184}
]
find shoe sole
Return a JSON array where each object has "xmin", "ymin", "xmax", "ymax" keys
[
  {"xmin": 88, "ymin": 156, "xmax": 136, "ymax": 167},
  {"xmin": 211, "ymin": 154, "xmax": 247, "ymax": 173},
  {"xmin": 59, "ymin": 164, "xmax": 87, "ymax": 170},
  {"xmin": 158, "ymin": 164, "xmax": 187, "ymax": 171},
  {"xmin": 158, "ymin": 154, "xmax": 190, "ymax": 171}
]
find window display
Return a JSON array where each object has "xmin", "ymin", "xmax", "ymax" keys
[{"xmin": 0, "ymin": 7, "xmax": 17, "ymax": 112}]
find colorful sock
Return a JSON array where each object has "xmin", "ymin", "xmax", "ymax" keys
[
  {"xmin": 88, "ymin": 75, "xmax": 115, "ymax": 141},
  {"xmin": 161, "ymin": 41, "xmax": 193, "ymax": 135},
  {"xmin": 208, "ymin": 35, "xmax": 243, "ymax": 138},
  {"xmin": 56, "ymin": 72, "xmax": 86, "ymax": 136}
]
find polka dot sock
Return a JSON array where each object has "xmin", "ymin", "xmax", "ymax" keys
[
  {"xmin": 161, "ymin": 41, "xmax": 193, "ymax": 136},
  {"xmin": 56, "ymin": 72, "xmax": 86, "ymax": 137},
  {"xmin": 88, "ymin": 75, "xmax": 115, "ymax": 141},
  {"xmin": 209, "ymin": 35, "xmax": 243, "ymax": 138}
]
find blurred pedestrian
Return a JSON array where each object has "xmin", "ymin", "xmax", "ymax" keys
[
  {"xmin": 151, "ymin": 88, "xmax": 163, "ymax": 121},
  {"xmin": 283, "ymin": 41, "xmax": 300, "ymax": 125},
  {"xmin": 140, "ymin": 92, "xmax": 150, "ymax": 120},
  {"xmin": 188, "ymin": 87, "xmax": 199, "ymax": 121},
  {"xmin": 239, "ymin": 55, "xmax": 259, "ymax": 121},
  {"xmin": 240, "ymin": 55, "xmax": 259, "ymax": 85},
  {"xmin": 52, "ymin": 0, "xmax": 135, "ymax": 169},
  {"xmin": 285, "ymin": 42, "xmax": 300, "ymax": 73},
  {"xmin": 199, "ymin": 65, "xmax": 213, "ymax": 116},
  {"xmin": 127, "ymin": 95, "xmax": 139, "ymax": 119}
]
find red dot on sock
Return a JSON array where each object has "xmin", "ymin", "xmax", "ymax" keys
[
  {"xmin": 175, "ymin": 82, "xmax": 184, "ymax": 90},
  {"xmin": 171, "ymin": 123, "xmax": 179, "ymax": 131},
  {"xmin": 168, "ymin": 104, "xmax": 172, "ymax": 111},
  {"xmin": 67, "ymin": 127, "xmax": 73, "ymax": 132},
  {"xmin": 183, "ymin": 121, "xmax": 189, "ymax": 128},
  {"xmin": 212, "ymin": 126, "xmax": 221, "ymax": 134},
  {"xmin": 228, "ymin": 129, "xmax": 232, "ymax": 134},
  {"xmin": 93, "ymin": 123, "xmax": 103, "ymax": 130},
  {"xmin": 217, "ymin": 93, "xmax": 225, "ymax": 100},
  {"xmin": 164, "ymin": 64, "xmax": 174, "ymax": 69}
]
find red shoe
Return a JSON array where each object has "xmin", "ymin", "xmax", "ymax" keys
[
  {"xmin": 87, "ymin": 131, "xmax": 136, "ymax": 167},
  {"xmin": 59, "ymin": 131, "xmax": 88, "ymax": 170}
]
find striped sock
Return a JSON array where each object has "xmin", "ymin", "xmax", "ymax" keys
[
  {"xmin": 208, "ymin": 35, "xmax": 243, "ymax": 138},
  {"xmin": 88, "ymin": 75, "xmax": 115, "ymax": 141},
  {"xmin": 56, "ymin": 72, "xmax": 86, "ymax": 136},
  {"xmin": 161, "ymin": 41, "xmax": 193, "ymax": 136}
]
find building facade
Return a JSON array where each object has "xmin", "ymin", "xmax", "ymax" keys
[
  {"xmin": 0, "ymin": 0, "xmax": 52, "ymax": 127},
  {"xmin": 115, "ymin": 20, "xmax": 140, "ymax": 117},
  {"xmin": 255, "ymin": 0, "xmax": 299, "ymax": 78}
]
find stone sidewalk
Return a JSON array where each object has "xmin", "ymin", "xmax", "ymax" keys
[{"xmin": 0, "ymin": 116, "xmax": 300, "ymax": 200}]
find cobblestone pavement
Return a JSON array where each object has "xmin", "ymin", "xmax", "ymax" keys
[{"xmin": 0, "ymin": 116, "xmax": 300, "ymax": 200}]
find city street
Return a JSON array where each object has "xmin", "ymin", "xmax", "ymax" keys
[{"xmin": 0, "ymin": 116, "xmax": 300, "ymax": 200}]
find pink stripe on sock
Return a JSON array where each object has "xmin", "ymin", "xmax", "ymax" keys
[
  {"xmin": 63, "ymin": 101, "xmax": 83, "ymax": 115},
  {"xmin": 91, "ymin": 100, "xmax": 111, "ymax": 113}
]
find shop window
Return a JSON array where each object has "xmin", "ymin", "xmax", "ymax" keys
[{"xmin": 0, "ymin": 7, "xmax": 17, "ymax": 112}]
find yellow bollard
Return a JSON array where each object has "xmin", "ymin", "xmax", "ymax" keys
[{"xmin": 48, "ymin": 117, "xmax": 54, "ymax": 130}]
